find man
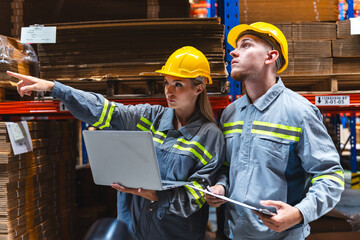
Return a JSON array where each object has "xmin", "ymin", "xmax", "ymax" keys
[{"xmin": 206, "ymin": 22, "xmax": 344, "ymax": 239}]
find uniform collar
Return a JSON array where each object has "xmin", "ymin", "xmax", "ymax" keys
[
  {"xmin": 253, "ymin": 77, "xmax": 285, "ymax": 111},
  {"xmin": 158, "ymin": 108, "xmax": 206, "ymax": 140},
  {"xmin": 237, "ymin": 77, "xmax": 285, "ymax": 112}
]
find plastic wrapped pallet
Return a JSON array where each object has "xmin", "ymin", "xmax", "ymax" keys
[{"xmin": 0, "ymin": 35, "xmax": 38, "ymax": 82}]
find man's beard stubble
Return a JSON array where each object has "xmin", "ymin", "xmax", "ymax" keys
[{"xmin": 231, "ymin": 69, "xmax": 257, "ymax": 83}]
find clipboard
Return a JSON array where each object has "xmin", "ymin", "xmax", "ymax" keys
[{"xmin": 187, "ymin": 185, "xmax": 276, "ymax": 216}]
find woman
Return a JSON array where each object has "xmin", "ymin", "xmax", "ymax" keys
[{"xmin": 8, "ymin": 46, "xmax": 225, "ymax": 239}]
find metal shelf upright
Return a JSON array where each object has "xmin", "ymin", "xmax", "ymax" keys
[{"xmin": 218, "ymin": 0, "xmax": 241, "ymax": 102}]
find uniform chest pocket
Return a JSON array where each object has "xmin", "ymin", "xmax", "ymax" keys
[
  {"xmin": 251, "ymin": 135, "xmax": 291, "ymax": 167},
  {"xmin": 160, "ymin": 150, "xmax": 196, "ymax": 181},
  {"xmin": 224, "ymin": 133, "xmax": 242, "ymax": 165}
]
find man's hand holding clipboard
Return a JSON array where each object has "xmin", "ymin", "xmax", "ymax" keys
[{"xmin": 188, "ymin": 184, "xmax": 276, "ymax": 216}]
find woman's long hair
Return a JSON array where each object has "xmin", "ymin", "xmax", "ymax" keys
[{"xmin": 191, "ymin": 77, "xmax": 216, "ymax": 125}]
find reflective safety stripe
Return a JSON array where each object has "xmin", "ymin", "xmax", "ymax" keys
[
  {"xmin": 223, "ymin": 121, "xmax": 244, "ymax": 135},
  {"xmin": 99, "ymin": 102, "xmax": 115, "ymax": 129},
  {"xmin": 136, "ymin": 117, "xmax": 166, "ymax": 144},
  {"xmin": 223, "ymin": 161, "xmax": 229, "ymax": 167},
  {"xmin": 92, "ymin": 99, "xmax": 115, "ymax": 129},
  {"xmin": 185, "ymin": 181, "xmax": 205, "ymax": 208},
  {"xmin": 252, "ymin": 121, "xmax": 302, "ymax": 142},
  {"xmin": 311, "ymin": 170, "xmax": 345, "ymax": 187},
  {"xmin": 173, "ymin": 138, "xmax": 212, "ymax": 165}
]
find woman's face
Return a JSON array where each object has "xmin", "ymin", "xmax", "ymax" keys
[{"xmin": 164, "ymin": 75, "xmax": 202, "ymax": 112}]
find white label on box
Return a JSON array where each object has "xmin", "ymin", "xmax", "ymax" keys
[
  {"xmin": 315, "ymin": 95, "xmax": 350, "ymax": 106},
  {"xmin": 350, "ymin": 17, "xmax": 360, "ymax": 35},
  {"xmin": 5, "ymin": 121, "xmax": 33, "ymax": 155},
  {"xmin": 20, "ymin": 26, "xmax": 56, "ymax": 43},
  {"xmin": 9, "ymin": 124, "xmax": 25, "ymax": 142}
]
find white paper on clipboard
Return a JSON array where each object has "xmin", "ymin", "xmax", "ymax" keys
[{"xmin": 187, "ymin": 185, "xmax": 276, "ymax": 216}]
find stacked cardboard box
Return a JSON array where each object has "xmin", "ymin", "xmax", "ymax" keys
[
  {"xmin": 37, "ymin": 18, "xmax": 227, "ymax": 97},
  {"xmin": 238, "ymin": 0, "xmax": 338, "ymax": 24},
  {"xmin": 273, "ymin": 21, "xmax": 360, "ymax": 92},
  {"xmin": 2, "ymin": 0, "xmax": 190, "ymax": 38},
  {"xmin": 0, "ymin": 120, "xmax": 76, "ymax": 239},
  {"xmin": 275, "ymin": 22, "xmax": 336, "ymax": 91},
  {"xmin": 0, "ymin": 0, "xmax": 11, "ymax": 37},
  {"xmin": 329, "ymin": 20, "xmax": 360, "ymax": 91},
  {"xmin": 279, "ymin": 22, "xmax": 335, "ymax": 76},
  {"xmin": 332, "ymin": 20, "xmax": 360, "ymax": 91}
]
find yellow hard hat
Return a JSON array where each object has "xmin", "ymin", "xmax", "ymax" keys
[
  {"xmin": 156, "ymin": 46, "xmax": 212, "ymax": 84},
  {"xmin": 227, "ymin": 22, "xmax": 288, "ymax": 74}
]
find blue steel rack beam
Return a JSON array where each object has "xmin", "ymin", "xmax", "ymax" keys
[
  {"xmin": 220, "ymin": 0, "xmax": 241, "ymax": 102},
  {"xmin": 350, "ymin": 112, "xmax": 359, "ymax": 188},
  {"xmin": 347, "ymin": 0, "xmax": 355, "ymax": 18}
]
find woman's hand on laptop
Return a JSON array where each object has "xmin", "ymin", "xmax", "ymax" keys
[{"xmin": 111, "ymin": 183, "xmax": 158, "ymax": 201}]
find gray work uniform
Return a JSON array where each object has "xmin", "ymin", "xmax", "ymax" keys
[
  {"xmin": 217, "ymin": 78, "xmax": 344, "ymax": 240},
  {"xmin": 51, "ymin": 81, "xmax": 225, "ymax": 240}
]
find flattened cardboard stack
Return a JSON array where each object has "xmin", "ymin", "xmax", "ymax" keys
[
  {"xmin": 0, "ymin": 35, "xmax": 38, "ymax": 101},
  {"xmin": 37, "ymin": 18, "xmax": 227, "ymax": 97},
  {"xmin": 276, "ymin": 22, "xmax": 337, "ymax": 91},
  {"xmin": 278, "ymin": 22, "xmax": 335, "ymax": 75},
  {"xmin": 0, "ymin": 0, "xmax": 11, "ymax": 37},
  {"xmin": 274, "ymin": 20, "xmax": 360, "ymax": 92},
  {"xmin": 332, "ymin": 20, "xmax": 360, "ymax": 90},
  {"xmin": 7, "ymin": 0, "xmax": 189, "ymax": 38},
  {"xmin": 238, "ymin": 0, "xmax": 338, "ymax": 24},
  {"xmin": 0, "ymin": 120, "xmax": 76, "ymax": 240}
]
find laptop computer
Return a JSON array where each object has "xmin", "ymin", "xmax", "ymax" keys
[{"xmin": 82, "ymin": 130, "xmax": 191, "ymax": 191}]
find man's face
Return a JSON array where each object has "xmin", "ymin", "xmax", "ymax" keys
[{"xmin": 230, "ymin": 34, "xmax": 271, "ymax": 82}]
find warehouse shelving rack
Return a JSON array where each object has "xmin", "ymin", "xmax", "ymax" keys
[
  {"xmin": 0, "ymin": 0, "xmax": 359, "ymax": 186},
  {"xmin": 0, "ymin": 97, "xmax": 229, "ymax": 121}
]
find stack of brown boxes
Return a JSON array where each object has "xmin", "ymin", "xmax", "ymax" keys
[
  {"xmin": 0, "ymin": 120, "xmax": 76, "ymax": 240},
  {"xmin": 3, "ymin": 0, "xmax": 190, "ymax": 38},
  {"xmin": 332, "ymin": 20, "xmax": 360, "ymax": 90},
  {"xmin": 274, "ymin": 20, "xmax": 360, "ymax": 92},
  {"xmin": 238, "ymin": 0, "xmax": 338, "ymax": 24},
  {"xmin": 276, "ymin": 22, "xmax": 337, "ymax": 91},
  {"xmin": 36, "ymin": 18, "xmax": 227, "ymax": 98},
  {"xmin": 0, "ymin": 0, "xmax": 11, "ymax": 37}
]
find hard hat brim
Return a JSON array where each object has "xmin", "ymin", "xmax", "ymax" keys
[
  {"xmin": 155, "ymin": 70, "xmax": 213, "ymax": 85},
  {"xmin": 228, "ymin": 24, "xmax": 270, "ymax": 49}
]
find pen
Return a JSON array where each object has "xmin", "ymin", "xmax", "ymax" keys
[{"xmin": 206, "ymin": 186, "xmax": 214, "ymax": 193}]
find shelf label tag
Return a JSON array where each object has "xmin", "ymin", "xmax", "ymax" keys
[
  {"xmin": 315, "ymin": 95, "xmax": 350, "ymax": 106},
  {"xmin": 20, "ymin": 25, "xmax": 56, "ymax": 44},
  {"xmin": 6, "ymin": 121, "xmax": 33, "ymax": 155},
  {"xmin": 59, "ymin": 102, "xmax": 69, "ymax": 111}
]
